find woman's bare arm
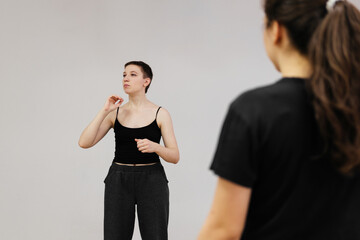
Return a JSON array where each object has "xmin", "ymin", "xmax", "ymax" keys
[
  {"xmin": 78, "ymin": 95, "xmax": 123, "ymax": 148},
  {"xmin": 198, "ymin": 177, "xmax": 252, "ymax": 240}
]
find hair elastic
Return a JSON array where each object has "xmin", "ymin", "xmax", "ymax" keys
[{"xmin": 326, "ymin": 0, "xmax": 343, "ymax": 12}]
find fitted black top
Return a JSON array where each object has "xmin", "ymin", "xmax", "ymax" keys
[
  {"xmin": 211, "ymin": 78, "xmax": 360, "ymax": 240},
  {"xmin": 113, "ymin": 107, "xmax": 162, "ymax": 164}
]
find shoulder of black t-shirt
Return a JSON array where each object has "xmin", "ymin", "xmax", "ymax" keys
[{"xmin": 229, "ymin": 77, "xmax": 306, "ymax": 119}]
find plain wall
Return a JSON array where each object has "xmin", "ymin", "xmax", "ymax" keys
[{"xmin": 2, "ymin": 0, "xmax": 358, "ymax": 239}]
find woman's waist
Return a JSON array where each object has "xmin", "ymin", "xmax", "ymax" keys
[
  {"xmin": 111, "ymin": 160, "xmax": 163, "ymax": 171},
  {"xmin": 114, "ymin": 162, "xmax": 157, "ymax": 166}
]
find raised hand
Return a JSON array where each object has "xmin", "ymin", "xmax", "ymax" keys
[{"xmin": 104, "ymin": 95, "xmax": 124, "ymax": 112}]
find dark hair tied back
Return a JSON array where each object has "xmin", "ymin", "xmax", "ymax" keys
[{"xmin": 264, "ymin": 0, "xmax": 360, "ymax": 174}]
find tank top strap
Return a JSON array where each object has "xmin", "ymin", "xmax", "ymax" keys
[
  {"xmin": 115, "ymin": 107, "xmax": 119, "ymax": 121},
  {"xmin": 155, "ymin": 106, "xmax": 162, "ymax": 120}
]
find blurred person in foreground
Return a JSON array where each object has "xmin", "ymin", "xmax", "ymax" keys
[{"xmin": 198, "ymin": 0, "xmax": 360, "ymax": 239}]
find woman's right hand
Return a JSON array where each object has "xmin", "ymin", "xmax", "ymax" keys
[{"xmin": 103, "ymin": 95, "xmax": 124, "ymax": 112}]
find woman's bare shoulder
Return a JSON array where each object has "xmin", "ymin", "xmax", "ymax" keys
[
  {"xmin": 108, "ymin": 105, "xmax": 127, "ymax": 127},
  {"xmin": 156, "ymin": 106, "xmax": 172, "ymax": 126}
]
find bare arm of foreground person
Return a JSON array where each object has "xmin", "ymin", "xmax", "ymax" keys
[
  {"xmin": 198, "ymin": 177, "xmax": 252, "ymax": 240},
  {"xmin": 78, "ymin": 95, "xmax": 123, "ymax": 148},
  {"xmin": 135, "ymin": 108, "xmax": 180, "ymax": 164}
]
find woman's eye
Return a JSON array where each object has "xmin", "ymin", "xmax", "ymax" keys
[{"xmin": 131, "ymin": 74, "xmax": 136, "ymax": 76}]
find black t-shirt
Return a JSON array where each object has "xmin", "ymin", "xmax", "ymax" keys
[{"xmin": 210, "ymin": 77, "xmax": 360, "ymax": 240}]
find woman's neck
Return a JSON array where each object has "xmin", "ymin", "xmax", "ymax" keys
[
  {"xmin": 127, "ymin": 93, "xmax": 148, "ymax": 109},
  {"xmin": 278, "ymin": 49, "xmax": 312, "ymax": 79}
]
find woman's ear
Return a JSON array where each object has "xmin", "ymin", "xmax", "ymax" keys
[
  {"xmin": 270, "ymin": 20, "xmax": 282, "ymax": 45},
  {"xmin": 144, "ymin": 78, "xmax": 151, "ymax": 87},
  {"xmin": 272, "ymin": 21, "xmax": 293, "ymax": 49}
]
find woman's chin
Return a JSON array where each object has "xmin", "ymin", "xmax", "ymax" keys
[{"xmin": 123, "ymin": 88, "xmax": 131, "ymax": 94}]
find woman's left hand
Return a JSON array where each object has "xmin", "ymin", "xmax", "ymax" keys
[{"xmin": 135, "ymin": 138, "xmax": 158, "ymax": 153}]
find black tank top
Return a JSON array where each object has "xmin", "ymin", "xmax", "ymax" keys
[{"xmin": 113, "ymin": 106, "xmax": 162, "ymax": 164}]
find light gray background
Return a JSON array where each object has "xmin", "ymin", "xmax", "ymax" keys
[{"xmin": 2, "ymin": 0, "xmax": 358, "ymax": 239}]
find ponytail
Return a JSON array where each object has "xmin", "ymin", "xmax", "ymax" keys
[
  {"xmin": 308, "ymin": 1, "xmax": 360, "ymax": 174},
  {"xmin": 264, "ymin": 0, "xmax": 360, "ymax": 174}
]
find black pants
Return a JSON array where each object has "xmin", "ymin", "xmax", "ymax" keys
[{"xmin": 104, "ymin": 162, "xmax": 169, "ymax": 240}]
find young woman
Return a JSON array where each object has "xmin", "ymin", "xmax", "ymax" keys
[
  {"xmin": 78, "ymin": 61, "xmax": 179, "ymax": 240},
  {"xmin": 199, "ymin": 0, "xmax": 360, "ymax": 239}
]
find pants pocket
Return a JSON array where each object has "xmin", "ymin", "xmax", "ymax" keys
[
  {"xmin": 103, "ymin": 167, "xmax": 116, "ymax": 184},
  {"xmin": 160, "ymin": 169, "xmax": 169, "ymax": 183}
]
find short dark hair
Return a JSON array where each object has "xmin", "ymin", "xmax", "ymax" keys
[{"xmin": 124, "ymin": 61, "xmax": 153, "ymax": 93}]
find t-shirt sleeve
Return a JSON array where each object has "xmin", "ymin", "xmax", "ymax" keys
[{"xmin": 210, "ymin": 100, "xmax": 260, "ymax": 188}]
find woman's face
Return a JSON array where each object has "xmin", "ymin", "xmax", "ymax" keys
[{"xmin": 122, "ymin": 65, "xmax": 150, "ymax": 95}]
